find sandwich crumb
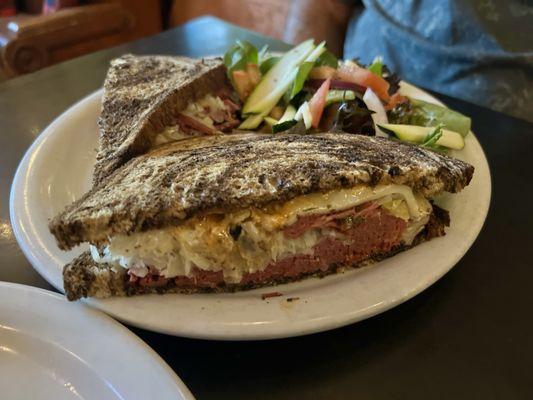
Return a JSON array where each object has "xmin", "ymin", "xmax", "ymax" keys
[
  {"xmin": 261, "ymin": 292, "xmax": 283, "ymax": 300},
  {"xmin": 286, "ymin": 297, "xmax": 300, "ymax": 303}
]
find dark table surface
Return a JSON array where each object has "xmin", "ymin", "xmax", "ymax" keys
[{"xmin": 2, "ymin": 16, "xmax": 532, "ymax": 400}]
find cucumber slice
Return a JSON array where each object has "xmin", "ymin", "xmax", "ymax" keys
[
  {"xmin": 284, "ymin": 42, "xmax": 326, "ymax": 103},
  {"xmin": 278, "ymin": 105, "xmax": 297, "ymax": 123},
  {"xmin": 243, "ymin": 40, "xmax": 316, "ymax": 115},
  {"xmin": 305, "ymin": 41, "xmax": 326, "ymax": 62},
  {"xmin": 295, "ymin": 102, "xmax": 313, "ymax": 130},
  {"xmin": 273, "ymin": 120, "xmax": 297, "ymax": 133},
  {"xmin": 378, "ymin": 124, "xmax": 465, "ymax": 150},
  {"xmin": 325, "ymin": 90, "xmax": 356, "ymax": 106},
  {"xmin": 264, "ymin": 116, "xmax": 279, "ymax": 127},
  {"xmin": 239, "ymin": 113, "xmax": 266, "ymax": 130},
  {"xmin": 271, "ymin": 105, "xmax": 297, "ymax": 133}
]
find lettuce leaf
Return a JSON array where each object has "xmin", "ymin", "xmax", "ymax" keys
[
  {"xmin": 223, "ymin": 40, "xmax": 258, "ymax": 79},
  {"xmin": 421, "ymin": 123, "xmax": 443, "ymax": 148},
  {"xmin": 388, "ymin": 98, "xmax": 471, "ymax": 137},
  {"xmin": 258, "ymin": 44, "xmax": 269, "ymax": 62},
  {"xmin": 315, "ymin": 49, "xmax": 338, "ymax": 68},
  {"xmin": 367, "ymin": 57, "xmax": 383, "ymax": 76},
  {"xmin": 284, "ymin": 61, "xmax": 315, "ymax": 103}
]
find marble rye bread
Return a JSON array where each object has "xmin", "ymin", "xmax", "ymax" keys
[{"xmin": 94, "ymin": 54, "xmax": 230, "ymax": 186}]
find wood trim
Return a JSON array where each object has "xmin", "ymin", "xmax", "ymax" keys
[{"xmin": 1, "ymin": 3, "xmax": 134, "ymax": 76}]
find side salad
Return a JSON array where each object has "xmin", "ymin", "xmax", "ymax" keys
[{"xmin": 224, "ymin": 39, "xmax": 471, "ymax": 151}]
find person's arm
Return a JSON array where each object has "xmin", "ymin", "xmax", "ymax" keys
[{"xmin": 283, "ymin": 0, "xmax": 356, "ymax": 56}]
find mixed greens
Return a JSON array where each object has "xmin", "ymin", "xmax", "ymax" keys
[
  {"xmin": 224, "ymin": 39, "xmax": 471, "ymax": 151},
  {"xmin": 388, "ymin": 98, "xmax": 471, "ymax": 136}
]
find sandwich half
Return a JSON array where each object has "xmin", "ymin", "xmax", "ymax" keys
[
  {"xmin": 94, "ymin": 54, "xmax": 239, "ymax": 185},
  {"xmin": 49, "ymin": 133, "xmax": 474, "ymax": 300}
]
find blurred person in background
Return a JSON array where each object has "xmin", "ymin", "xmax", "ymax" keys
[{"xmin": 287, "ymin": 0, "xmax": 532, "ymax": 122}]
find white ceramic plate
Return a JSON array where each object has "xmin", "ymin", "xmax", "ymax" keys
[
  {"xmin": 10, "ymin": 82, "xmax": 491, "ymax": 340},
  {"xmin": 0, "ymin": 282, "xmax": 194, "ymax": 399}
]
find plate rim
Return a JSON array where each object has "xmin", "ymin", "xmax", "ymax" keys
[
  {"xmin": 9, "ymin": 83, "xmax": 492, "ymax": 340},
  {"xmin": 9, "ymin": 88, "xmax": 103, "ymax": 291},
  {"xmin": 0, "ymin": 281, "xmax": 195, "ymax": 399}
]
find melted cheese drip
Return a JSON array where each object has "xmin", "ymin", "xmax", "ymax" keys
[
  {"xmin": 260, "ymin": 184, "xmax": 425, "ymax": 230},
  {"xmin": 92, "ymin": 184, "xmax": 432, "ymax": 281}
]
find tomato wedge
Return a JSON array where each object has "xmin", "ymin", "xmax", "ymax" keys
[
  {"xmin": 308, "ymin": 78, "xmax": 331, "ymax": 128},
  {"xmin": 246, "ymin": 63, "xmax": 261, "ymax": 85},
  {"xmin": 232, "ymin": 70, "xmax": 253, "ymax": 101},
  {"xmin": 336, "ymin": 63, "xmax": 390, "ymax": 101}
]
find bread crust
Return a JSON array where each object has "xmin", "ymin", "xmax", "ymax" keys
[
  {"xmin": 94, "ymin": 54, "xmax": 231, "ymax": 185},
  {"xmin": 50, "ymin": 133, "xmax": 473, "ymax": 250},
  {"xmin": 62, "ymin": 206, "xmax": 449, "ymax": 301}
]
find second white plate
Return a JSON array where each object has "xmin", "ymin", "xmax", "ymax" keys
[
  {"xmin": 0, "ymin": 282, "xmax": 194, "ymax": 399},
  {"xmin": 10, "ymin": 82, "xmax": 491, "ymax": 340}
]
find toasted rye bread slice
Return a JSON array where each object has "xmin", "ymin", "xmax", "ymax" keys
[
  {"xmin": 95, "ymin": 54, "xmax": 231, "ymax": 186},
  {"xmin": 50, "ymin": 133, "xmax": 473, "ymax": 251},
  {"xmin": 62, "ymin": 205, "xmax": 450, "ymax": 300}
]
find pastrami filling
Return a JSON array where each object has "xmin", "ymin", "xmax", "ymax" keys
[{"xmin": 127, "ymin": 204, "xmax": 407, "ymax": 289}]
